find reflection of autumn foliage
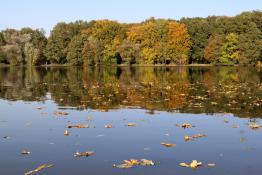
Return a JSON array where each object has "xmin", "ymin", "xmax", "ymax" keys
[{"xmin": 0, "ymin": 66, "xmax": 261, "ymax": 118}]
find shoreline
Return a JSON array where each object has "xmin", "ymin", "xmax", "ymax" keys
[{"xmin": 0, "ymin": 63, "xmax": 259, "ymax": 68}]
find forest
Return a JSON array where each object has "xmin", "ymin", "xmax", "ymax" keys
[{"xmin": 0, "ymin": 11, "xmax": 261, "ymax": 66}]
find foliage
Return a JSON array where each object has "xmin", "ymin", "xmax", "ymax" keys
[
  {"xmin": 21, "ymin": 28, "xmax": 47, "ymax": 65},
  {"xmin": 220, "ymin": 33, "xmax": 239, "ymax": 64},
  {"xmin": 82, "ymin": 20, "xmax": 126, "ymax": 64},
  {"xmin": 66, "ymin": 35, "xmax": 86, "ymax": 65},
  {"xmin": 45, "ymin": 21, "xmax": 89, "ymax": 64},
  {"xmin": 117, "ymin": 39, "xmax": 140, "ymax": 64},
  {"xmin": 128, "ymin": 19, "xmax": 191, "ymax": 64},
  {"xmin": 204, "ymin": 34, "xmax": 224, "ymax": 63},
  {"xmin": 0, "ymin": 11, "xmax": 261, "ymax": 66}
]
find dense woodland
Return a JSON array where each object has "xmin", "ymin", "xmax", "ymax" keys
[{"xmin": 0, "ymin": 11, "xmax": 261, "ymax": 66}]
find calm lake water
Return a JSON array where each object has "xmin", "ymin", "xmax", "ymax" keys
[{"xmin": 0, "ymin": 66, "xmax": 261, "ymax": 175}]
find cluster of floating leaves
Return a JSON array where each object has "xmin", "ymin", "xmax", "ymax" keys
[{"xmin": 113, "ymin": 159, "xmax": 155, "ymax": 169}]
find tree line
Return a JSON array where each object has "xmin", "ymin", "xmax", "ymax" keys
[{"xmin": 0, "ymin": 11, "xmax": 261, "ymax": 66}]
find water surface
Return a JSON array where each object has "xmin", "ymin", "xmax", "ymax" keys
[{"xmin": 0, "ymin": 66, "xmax": 261, "ymax": 175}]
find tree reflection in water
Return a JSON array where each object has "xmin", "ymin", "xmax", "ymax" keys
[{"xmin": 0, "ymin": 66, "xmax": 261, "ymax": 118}]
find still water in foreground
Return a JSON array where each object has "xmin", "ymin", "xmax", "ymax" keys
[{"xmin": 0, "ymin": 66, "xmax": 261, "ymax": 175}]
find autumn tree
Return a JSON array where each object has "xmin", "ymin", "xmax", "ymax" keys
[
  {"xmin": 204, "ymin": 34, "xmax": 224, "ymax": 63},
  {"xmin": 82, "ymin": 20, "xmax": 126, "ymax": 64},
  {"xmin": 128, "ymin": 19, "xmax": 191, "ymax": 64}
]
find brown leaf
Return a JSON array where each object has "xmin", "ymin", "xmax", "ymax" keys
[
  {"xmin": 74, "ymin": 151, "xmax": 94, "ymax": 157},
  {"xmin": 161, "ymin": 142, "xmax": 176, "ymax": 147},
  {"xmin": 105, "ymin": 124, "xmax": 113, "ymax": 128},
  {"xmin": 127, "ymin": 123, "xmax": 137, "ymax": 127},
  {"xmin": 24, "ymin": 164, "xmax": 54, "ymax": 175}
]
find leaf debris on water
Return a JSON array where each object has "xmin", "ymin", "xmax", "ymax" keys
[
  {"xmin": 24, "ymin": 163, "xmax": 54, "ymax": 175},
  {"xmin": 21, "ymin": 149, "xmax": 30, "ymax": 155},
  {"xmin": 179, "ymin": 160, "xmax": 202, "ymax": 169},
  {"xmin": 113, "ymin": 159, "xmax": 155, "ymax": 169},
  {"xmin": 105, "ymin": 124, "xmax": 113, "ymax": 128},
  {"xmin": 184, "ymin": 134, "xmax": 207, "ymax": 141},
  {"xmin": 74, "ymin": 151, "xmax": 94, "ymax": 157},
  {"xmin": 161, "ymin": 142, "xmax": 176, "ymax": 147},
  {"xmin": 207, "ymin": 163, "xmax": 216, "ymax": 167},
  {"xmin": 249, "ymin": 123, "xmax": 260, "ymax": 130},
  {"xmin": 176, "ymin": 123, "xmax": 194, "ymax": 129},
  {"xmin": 67, "ymin": 124, "xmax": 89, "ymax": 128},
  {"xmin": 127, "ymin": 123, "xmax": 137, "ymax": 127},
  {"xmin": 64, "ymin": 130, "xmax": 70, "ymax": 136},
  {"xmin": 54, "ymin": 111, "xmax": 69, "ymax": 116}
]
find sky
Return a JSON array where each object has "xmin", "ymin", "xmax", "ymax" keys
[{"xmin": 1, "ymin": 0, "xmax": 261, "ymax": 34}]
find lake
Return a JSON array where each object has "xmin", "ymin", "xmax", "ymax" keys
[{"xmin": 0, "ymin": 66, "xmax": 261, "ymax": 175}]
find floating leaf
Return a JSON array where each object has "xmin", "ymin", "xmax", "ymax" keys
[
  {"xmin": 21, "ymin": 149, "xmax": 30, "ymax": 155},
  {"xmin": 190, "ymin": 160, "xmax": 202, "ymax": 169},
  {"xmin": 54, "ymin": 111, "xmax": 69, "ymax": 116},
  {"xmin": 184, "ymin": 134, "xmax": 207, "ymax": 141},
  {"xmin": 207, "ymin": 163, "xmax": 216, "ymax": 167},
  {"xmin": 113, "ymin": 159, "xmax": 155, "ymax": 168},
  {"xmin": 176, "ymin": 123, "xmax": 194, "ymax": 129},
  {"xmin": 74, "ymin": 151, "xmax": 94, "ymax": 157},
  {"xmin": 192, "ymin": 134, "xmax": 207, "ymax": 139},
  {"xmin": 179, "ymin": 162, "xmax": 189, "ymax": 167},
  {"xmin": 113, "ymin": 163, "xmax": 133, "ymax": 169},
  {"xmin": 161, "ymin": 142, "xmax": 176, "ymax": 147},
  {"xmin": 67, "ymin": 124, "xmax": 88, "ymax": 128},
  {"xmin": 249, "ymin": 123, "xmax": 260, "ymax": 130},
  {"xmin": 180, "ymin": 160, "xmax": 202, "ymax": 169},
  {"xmin": 140, "ymin": 159, "xmax": 155, "ymax": 166},
  {"xmin": 127, "ymin": 123, "xmax": 137, "ymax": 127},
  {"xmin": 184, "ymin": 135, "xmax": 191, "ymax": 141},
  {"xmin": 64, "ymin": 130, "xmax": 70, "ymax": 136},
  {"xmin": 36, "ymin": 107, "xmax": 44, "ymax": 110},
  {"xmin": 123, "ymin": 159, "xmax": 140, "ymax": 166},
  {"xmin": 105, "ymin": 124, "xmax": 113, "ymax": 128},
  {"xmin": 24, "ymin": 164, "xmax": 54, "ymax": 175}
]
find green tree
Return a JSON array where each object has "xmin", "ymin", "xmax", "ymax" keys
[
  {"xmin": 180, "ymin": 17, "xmax": 212, "ymax": 63},
  {"xmin": 220, "ymin": 33, "xmax": 239, "ymax": 64},
  {"xmin": 45, "ymin": 21, "xmax": 89, "ymax": 64},
  {"xmin": 21, "ymin": 28, "xmax": 47, "ymax": 65},
  {"xmin": 66, "ymin": 34, "xmax": 86, "ymax": 65}
]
